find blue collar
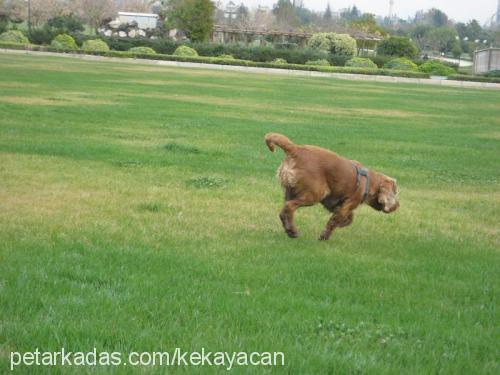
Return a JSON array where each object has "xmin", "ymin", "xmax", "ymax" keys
[{"xmin": 353, "ymin": 163, "xmax": 370, "ymax": 202}]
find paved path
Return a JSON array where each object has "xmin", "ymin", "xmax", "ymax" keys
[{"xmin": 2, "ymin": 48, "xmax": 499, "ymax": 90}]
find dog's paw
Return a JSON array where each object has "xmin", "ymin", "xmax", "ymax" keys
[
  {"xmin": 286, "ymin": 230, "xmax": 299, "ymax": 238},
  {"xmin": 318, "ymin": 232, "xmax": 330, "ymax": 241}
]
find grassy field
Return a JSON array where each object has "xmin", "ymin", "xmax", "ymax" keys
[{"xmin": 0, "ymin": 52, "xmax": 499, "ymax": 374}]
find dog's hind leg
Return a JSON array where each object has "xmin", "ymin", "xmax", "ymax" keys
[
  {"xmin": 279, "ymin": 194, "xmax": 315, "ymax": 238},
  {"xmin": 319, "ymin": 204, "xmax": 355, "ymax": 241}
]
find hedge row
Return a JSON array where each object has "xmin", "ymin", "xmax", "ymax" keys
[
  {"xmin": 0, "ymin": 41, "xmax": 431, "ymax": 79},
  {"xmin": 448, "ymin": 74, "xmax": 500, "ymax": 84},
  {"xmin": 72, "ymin": 35, "xmax": 331, "ymax": 65}
]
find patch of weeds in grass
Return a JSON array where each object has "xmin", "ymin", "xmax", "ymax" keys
[
  {"xmin": 137, "ymin": 202, "xmax": 178, "ymax": 213},
  {"xmin": 164, "ymin": 142, "xmax": 200, "ymax": 154},
  {"xmin": 316, "ymin": 320, "xmax": 409, "ymax": 346},
  {"xmin": 137, "ymin": 202, "xmax": 163, "ymax": 213},
  {"xmin": 186, "ymin": 176, "xmax": 227, "ymax": 189}
]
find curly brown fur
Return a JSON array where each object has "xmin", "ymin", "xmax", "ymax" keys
[{"xmin": 265, "ymin": 132, "xmax": 400, "ymax": 240}]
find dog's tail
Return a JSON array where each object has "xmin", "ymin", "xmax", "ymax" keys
[{"xmin": 265, "ymin": 133, "xmax": 297, "ymax": 154}]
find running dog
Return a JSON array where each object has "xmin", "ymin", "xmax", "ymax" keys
[{"xmin": 265, "ymin": 133, "xmax": 400, "ymax": 240}]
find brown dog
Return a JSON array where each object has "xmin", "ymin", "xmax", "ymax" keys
[{"xmin": 265, "ymin": 133, "xmax": 400, "ymax": 240}]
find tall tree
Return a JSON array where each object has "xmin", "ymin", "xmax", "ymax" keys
[
  {"xmin": 272, "ymin": 0, "xmax": 299, "ymax": 29},
  {"xmin": 340, "ymin": 5, "xmax": 361, "ymax": 22},
  {"xmin": 74, "ymin": 0, "xmax": 116, "ymax": 32},
  {"xmin": 323, "ymin": 3, "xmax": 332, "ymax": 22},
  {"xmin": 3, "ymin": 0, "xmax": 73, "ymax": 26},
  {"xmin": 166, "ymin": 0, "xmax": 215, "ymax": 42},
  {"xmin": 114, "ymin": 0, "xmax": 153, "ymax": 13},
  {"xmin": 429, "ymin": 8, "xmax": 448, "ymax": 27},
  {"xmin": 426, "ymin": 26, "xmax": 458, "ymax": 52}
]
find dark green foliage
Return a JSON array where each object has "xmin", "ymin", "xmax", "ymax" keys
[
  {"xmin": 165, "ymin": 0, "xmax": 215, "ymax": 42},
  {"xmin": 0, "ymin": 16, "xmax": 8, "ymax": 34},
  {"xmin": 419, "ymin": 60, "xmax": 456, "ymax": 76},
  {"xmin": 27, "ymin": 26, "xmax": 59, "ymax": 45},
  {"xmin": 483, "ymin": 70, "xmax": 500, "ymax": 78},
  {"xmin": 376, "ymin": 36, "xmax": 419, "ymax": 58},
  {"xmin": 47, "ymin": 15, "xmax": 84, "ymax": 34},
  {"xmin": 368, "ymin": 55, "xmax": 393, "ymax": 68},
  {"xmin": 327, "ymin": 54, "xmax": 350, "ymax": 66}
]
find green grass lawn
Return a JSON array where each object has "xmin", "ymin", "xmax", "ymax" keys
[{"xmin": 0, "ymin": 52, "xmax": 499, "ymax": 374}]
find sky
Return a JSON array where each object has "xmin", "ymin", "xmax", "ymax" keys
[{"xmin": 222, "ymin": 0, "xmax": 499, "ymax": 24}]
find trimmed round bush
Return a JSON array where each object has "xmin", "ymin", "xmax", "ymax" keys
[
  {"xmin": 82, "ymin": 39, "xmax": 109, "ymax": 52},
  {"xmin": 173, "ymin": 45, "xmax": 198, "ymax": 57},
  {"xmin": 0, "ymin": 30, "xmax": 29, "ymax": 44},
  {"xmin": 383, "ymin": 57, "xmax": 418, "ymax": 71},
  {"xmin": 308, "ymin": 33, "xmax": 356, "ymax": 57},
  {"xmin": 376, "ymin": 36, "xmax": 418, "ymax": 58},
  {"xmin": 271, "ymin": 58, "xmax": 287, "ymax": 64},
  {"xmin": 305, "ymin": 59, "xmax": 330, "ymax": 66},
  {"xmin": 217, "ymin": 54, "xmax": 234, "ymax": 59},
  {"xmin": 51, "ymin": 34, "xmax": 77, "ymax": 50},
  {"xmin": 128, "ymin": 46, "xmax": 156, "ymax": 54},
  {"xmin": 346, "ymin": 57, "xmax": 378, "ymax": 69},
  {"xmin": 418, "ymin": 60, "xmax": 456, "ymax": 76}
]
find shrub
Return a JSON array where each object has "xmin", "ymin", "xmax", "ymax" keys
[
  {"xmin": 376, "ymin": 36, "xmax": 418, "ymax": 58},
  {"xmin": 0, "ymin": 43, "xmax": 432, "ymax": 79},
  {"xmin": 305, "ymin": 59, "xmax": 330, "ymax": 66},
  {"xmin": 369, "ymin": 55, "xmax": 392, "ymax": 68},
  {"xmin": 26, "ymin": 26, "xmax": 58, "ymax": 45},
  {"xmin": 272, "ymin": 58, "xmax": 287, "ymax": 64},
  {"xmin": 173, "ymin": 45, "xmax": 198, "ymax": 57},
  {"xmin": 418, "ymin": 60, "xmax": 456, "ymax": 76},
  {"xmin": 217, "ymin": 54, "xmax": 234, "ymax": 59},
  {"xmin": 483, "ymin": 70, "xmax": 500, "ymax": 78},
  {"xmin": 346, "ymin": 57, "xmax": 378, "ymax": 69},
  {"xmin": 448, "ymin": 74, "xmax": 500, "ymax": 83},
  {"xmin": 0, "ymin": 16, "xmax": 8, "ymax": 34},
  {"xmin": 51, "ymin": 34, "xmax": 77, "ymax": 50},
  {"xmin": 47, "ymin": 15, "xmax": 84, "ymax": 33},
  {"xmin": 308, "ymin": 32, "xmax": 357, "ymax": 57},
  {"xmin": 128, "ymin": 46, "xmax": 156, "ymax": 54},
  {"xmin": 0, "ymin": 30, "xmax": 29, "ymax": 44},
  {"xmin": 82, "ymin": 39, "xmax": 109, "ymax": 52},
  {"xmin": 82, "ymin": 37, "xmax": 329, "ymax": 64},
  {"xmin": 327, "ymin": 54, "xmax": 350, "ymax": 66},
  {"xmin": 383, "ymin": 57, "xmax": 418, "ymax": 71}
]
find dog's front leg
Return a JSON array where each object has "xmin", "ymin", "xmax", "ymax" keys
[{"xmin": 319, "ymin": 210, "xmax": 354, "ymax": 241}]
